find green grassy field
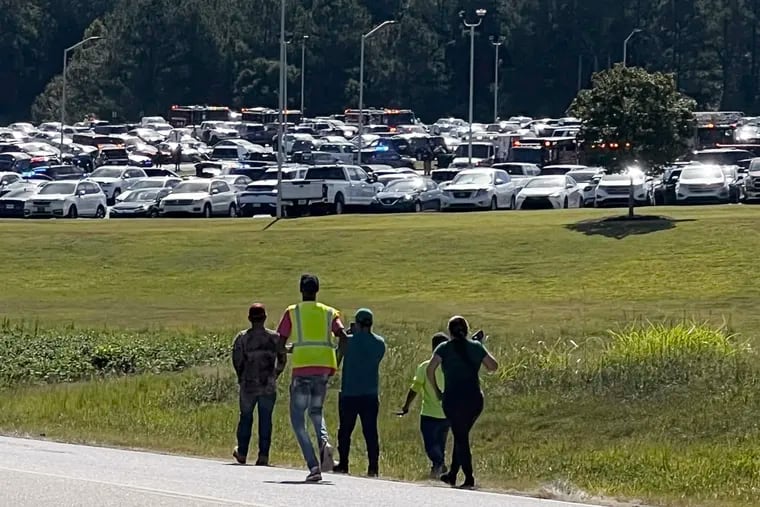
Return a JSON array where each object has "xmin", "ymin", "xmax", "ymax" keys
[{"xmin": 2, "ymin": 207, "xmax": 760, "ymax": 506}]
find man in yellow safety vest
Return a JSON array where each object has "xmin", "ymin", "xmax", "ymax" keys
[{"xmin": 277, "ymin": 273, "xmax": 349, "ymax": 482}]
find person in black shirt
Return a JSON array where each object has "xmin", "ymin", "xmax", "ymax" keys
[{"xmin": 426, "ymin": 316, "xmax": 498, "ymax": 489}]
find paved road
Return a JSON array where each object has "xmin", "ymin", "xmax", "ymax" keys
[{"xmin": 0, "ymin": 436, "xmax": 602, "ymax": 507}]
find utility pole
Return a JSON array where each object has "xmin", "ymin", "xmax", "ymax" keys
[{"xmin": 490, "ymin": 36, "xmax": 504, "ymax": 123}]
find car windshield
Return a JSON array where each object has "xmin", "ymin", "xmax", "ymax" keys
[
  {"xmin": 681, "ymin": 166, "xmax": 724, "ymax": 179},
  {"xmin": 124, "ymin": 190, "xmax": 159, "ymax": 202},
  {"xmin": 452, "ymin": 173, "xmax": 492, "ymax": 185},
  {"xmin": 454, "ymin": 144, "xmax": 492, "ymax": 158},
  {"xmin": 90, "ymin": 168, "xmax": 123, "ymax": 178},
  {"xmin": 384, "ymin": 179, "xmax": 424, "ymax": 192},
  {"xmin": 173, "ymin": 181, "xmax": 209, "ymax": 193},
  {"xmin": 39, "ymin": 182, "xmax": 76, "ymax": 195},
  {"xmin": 524, "ymin": 177, "xmax": 564, "ymax": 188},
  {"xmin": 603, "ymin": 173, "xmax": 644, "ymax": 183},
  {"xmin": 131, "ymin": 180, "xmax": 163, "ymax": 189}
]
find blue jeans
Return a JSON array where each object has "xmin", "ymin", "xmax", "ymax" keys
[
  {"xmin": 289, "ymin": 374, "xmax": 330, "ymax": 470},
  {"xmin": 420, "ymin": 415, "xmax": 450, "ymax": 468},
  {"xmin": 236, "ymin": 391, "xmax": 276, "ymax": 459}
]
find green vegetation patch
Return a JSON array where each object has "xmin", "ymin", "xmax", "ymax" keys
[{"xmin": 0, "ymin": 321, "xmax": 229, "ymax": 387}]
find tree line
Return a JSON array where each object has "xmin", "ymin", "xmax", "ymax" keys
[{"xmin": 2, "ymin": 0, "xmax": 760, "ymax": 124}]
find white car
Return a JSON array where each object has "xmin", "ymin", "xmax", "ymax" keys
[
  {"xmin": 89, "ymin": 166, "xmax": 148, "ymax": 203},
  {"xmin": 238, "ymin": 167, "xmax": 308, "ymax": 217},
  {"xmin": 515, "ymin": 175, "xmax": 583, "ymax": 209},
  {"xmin": 441, "ymin": 168, "xmax": 517, "ymax": 211},
  {"xmin": 675, "ymin": 164, "xmax": 731, "ymax": 204},
  {"xmin": 218, "ymin": 174, "xmax": 253, "ymax": 193},
  {"xmin": 24, "ymin": 180, "xmax": 107, "ymax": 219},
  {"xmin": 159, "ymin": 178, "xmax": 239, "ymax": 217},
  {"xmin": 117, "ymin": 177, "xmax": 182, "ymax": 202},
  {"xmin": 567, "ymin": 168, "xmax": 605, "ymax": 206},
  {"xmin": 595, "ymin": 171, "xmax": 654, "ymax": 208}
]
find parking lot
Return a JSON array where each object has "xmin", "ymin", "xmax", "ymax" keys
[{"xmin": 2, "ymin": 109, "xmax": 759, "ymax": 220}]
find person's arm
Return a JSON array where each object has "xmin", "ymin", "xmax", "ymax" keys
[
  {"xmin": 426, "ymin": 354, "xmax": 443, "ymax": 400},
  {"xmin": 398, "ymin": 389, "xmax": 417, "ymax": 416},
  {"xmin": 482, "ymin": 347, "xmax": 498, "ymax": 372},
  {"xmin": 274, "ymin": 334, "xmax": 287, "ymax": 378},
  {"xmin": 333, "ymin": 316, "xmax": 348, "ymax": 367},
  {"xmin": 276, "ymin": 311, "xmax": 293, "ymax": 354},
  {"xmin": 231, "ymin": 334, "xmax": 244, "ymax": 382}
]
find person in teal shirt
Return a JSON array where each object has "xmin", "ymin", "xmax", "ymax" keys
[
  {"xmin": 333, "ymin": 308, "xmax": 386, "ymax": 477},
  {"xmin": 398, "ymin": 332, "xmax": 451, "ymax": 477},
  {"xmin": 427, "ymin": 316, "xmax": 498, "ymax": 490}
]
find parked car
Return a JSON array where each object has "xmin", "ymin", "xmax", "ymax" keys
[
  {"xmin": 218, "ymin": 174, "xmax": 254, "ymax": 193},
  {"xmin": 742, "ymin": 158, "xmax": 760, "ymax": 202},
  {"xmin": 0, "ymin": 152, "xmax": 32, "ymax": 173},
  {"xmin": 0, "ymin": 172, "xmax": 24, "ymax": 196},
  {"xmin": 279, "ymin": 165, "xmax": 378, "ymax": 215},
  {"xmin": 159, "ymin": 178, "xmax": 239, "ymax": 217},
  {"xmin": 595, "ymin": 172, "xmax": 654, "ymax": 208},
  {"xmin": 238, "ymin": 166, "xmax": 308, "ymax": 217},
  {"xmin": 675, "ymin": 164, "xmax": 731, "ymax": 204},
  {"xmin": 566, "ymin": 168, "xmax": 605, "ymax": 206},
  {"xmin": 540, "ymin": 164, "xmax": 588, "ymax": 176},
  {"xmin": 654, "ymin": 167, "xmax": 684, "ymax": 205},
  {"xmin": 515, "ymin": 175, "xmax": 583, "ymax": 210},
  {"xmin": 94, "ymin": 145, "xmax": 131, "ymax": 167},
  {"xmin": 440, "ymin": 168, "xmax": 517, "ymax": 211},
  {"xmin": 491, "ymin": 162, "xmax": 541, "ymax": 191},
  {"xmin": 118, "ymin": 176, "xmax": 182, "ymax": 202},
  {"xmin": 0, "ymin": 185, "xmax": 40, "ymax": 217},
  {"xmin": 317, "ymin": 142, "xmax": 357, "ymax": 164},
  {"xmin": 371, "ymin": 177, "xmax": 443, "ymax": 213},
  {"xmin": 110, "ymin": 188, "xmax": 167, "ymax": 218},
  {"xmin": 88, "ymin": 166, "xmax": 148, "ymax": 204},
  {"xmin": 24, "ymin": 180, "xmax": 107, "ymax": 218}
]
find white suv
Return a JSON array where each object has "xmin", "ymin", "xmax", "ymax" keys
[
  {"xmin": 159, "ymin": 178, "xmax": 239, "ymax": 217},
  {"xmin": 25, "ymin": 180, "xmax": 107, "ymax": 219}
]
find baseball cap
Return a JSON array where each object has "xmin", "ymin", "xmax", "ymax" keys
[
  {"xmin": 355, "ymin": 308, "xmax": 374, "ymax": 326},
  {"xmin": 248, "ymin": 303, "xmax": 267, "ymax": 319},
  {"xmin": 300, "ymin": 274, "xmax": 320, "ymax": 293}
]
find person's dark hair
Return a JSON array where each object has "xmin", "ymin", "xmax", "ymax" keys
[
  {"xmin": 447, "ymin": 316, "xmax": 469, "ymax": 340},
  {"xmin": 432, "ymin": 332, "xmax": 449, "ymax": 350},
  {"xmin": 300, "ymin": 274, "xmax": 319, "ymax": 299}
]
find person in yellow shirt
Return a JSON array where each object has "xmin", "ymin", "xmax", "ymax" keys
[{"xmin": 397, "ymin": 333, "xmax": 450, "ymax": 477}]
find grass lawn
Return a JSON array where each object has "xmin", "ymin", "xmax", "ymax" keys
[{"xmin": 2, "ymin": 206, "xmax": 760, "ymax": 506}]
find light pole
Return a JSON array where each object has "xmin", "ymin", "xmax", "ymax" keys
[
  {"xmin": 284, "ymin": 38, "xmax": 292, "ymax": 124},
  {"xmin": 623, "ymin": 29, "xmax": 642, "ymax": 67},
  {"xmin": 300, "ymin": 35, "xmax": 309, "ymax": 115},
  {"xmin": 490, "ymin": 35, "xmax": 504, "ymax": 124},
  {"xmin": 60, "ymin": 36, "xmax": 102, "ymax": 152},
  {"xmin": 460, "ymin": 9, "xmax": 487, "ymax": 168},
  {"xmin": 358, "ymin": 20, "xmax": 396, "ymax": 165},
  {"xmin": 276, "ymin": 0, "xmax": 286, "ymax": 219}
]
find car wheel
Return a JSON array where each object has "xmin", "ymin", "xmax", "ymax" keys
[
  {"xmin": 510, "ymin": 195, "xmax": 516, "ymax": 210},
  {"xmin": 414, "ymin": 201, "xmax": 422, "ymax": 213},
  {"xmin": 228, "ymin": 203, "xmax": 238, "ymax": 217},
  {"xmin": 203, "ymin": 203, "xmax": 212, "ymax": 218},
  {"xmin": 113, "ymin": 189, "xmax": 121, "ymax": 203},
  {"xmin": 578, "ymin": 197, "xmax": 585, "ymax": 208},
  {"xmin": 67, "ymin": 205, "xmax": 78, "ymax": 219},
  {"xmin": 490, "ymin": 197, "xmax": 498, "ymax": 211},
  {"xmin": 149, "ymin": 208, "xmax": 159, "ymax": 218},
  {"xmin": 95, "ymin": 205, "xmax": 106, "ymax": 219},
  {"xmin": 563, "ymin": 197, "xmax": 569, "ymax": 209},
  {"xmin": 435, "ymin": 199, "xmax": 442, "ymax": 212},
  {"xmin": 334, "ymin": 194, "xmax": 345, "ymax": 215}
]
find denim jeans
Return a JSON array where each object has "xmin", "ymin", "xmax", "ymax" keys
[
  {"xmin": 289, "ymin": 374, "xmax": 330, "ymax": 470},
  {"xmin": 337, "ymin": 394, "xmax": 379, "ymax": 472},
  {"xmin": 236, "ymin": 391, "xmax": 276, "ymax": 459},
  {"xmin": 420, "ymin": 415, "xmax": 450, "ymax": 469}
]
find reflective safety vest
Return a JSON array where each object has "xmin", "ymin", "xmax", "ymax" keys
[{"xmin": 288, "ymin": 302, "xmax": 338, "ymax": 371}]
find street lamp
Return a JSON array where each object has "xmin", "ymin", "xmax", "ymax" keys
[
  {"xmin": 60, "ymin": 36, "xmax": 102, "ymax": 151},
  {"xmin": 276, "ymin": 0, "xmax": 286, "ymax": 219},
  {"xmin": 623, "ymin": 29, "xmax": 642, "ymax": 67},
  {"xmin": 300, "ymin": 36, "xmax": 309, "ymax": 114},
  {"xmin": 358, "ymin": 20, "xmax": 396, "ymax": 165},
  {"xmin": 284, "ymin": 38, "xmax": 292, "ymax": 124},
  {"xmin": 461, "ymin": 9, "xmax": 487, "ymax": 168},
  {"xmin": 490, "ymin": 35, "xmax": 505, "ymax": 124}
]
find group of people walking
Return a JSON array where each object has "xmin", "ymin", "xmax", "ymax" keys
[{"xmin": 231, "ymin": 273, "xmax": 498, "ymax": 488}]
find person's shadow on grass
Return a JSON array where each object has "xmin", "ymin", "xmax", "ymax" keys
[{"xmin": 565, "ymin": 215, "xmax": 696, "ymax": 240}]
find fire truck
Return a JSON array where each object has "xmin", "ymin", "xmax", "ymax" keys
[{"xmin": 168, "ymin": 105, "xmax": 231, "ymax": 128}]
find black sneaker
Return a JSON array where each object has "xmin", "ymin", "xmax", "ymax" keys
[
  {"xmin": 255, "ymin": 455, "xmax": 269, "ymax": 466},
  {"xmin": 333, "ymin": 462, "xmax": 349, "ymax": 474},
  {"xmin": 440, "ymin": 472, "xmax": 456, "ymax": 486},
  {"xmin": 232, "ymin": 447, "xmax": 246, "ymax": 465},
  {"xmin": 459, "ymin": 477, "xmax": 476, "ymax": 490},
  {"xmin": 367, "ymin": 468, "xmax": 379, "ymax": 478}
]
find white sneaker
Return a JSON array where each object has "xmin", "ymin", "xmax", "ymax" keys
[
  {"xmin": 306, "ymin": 466, "xmax": 322, "ymax": 482},
  {"xmin": 320, "ymin": 442, "xmax": 335, "ymax": 472}
]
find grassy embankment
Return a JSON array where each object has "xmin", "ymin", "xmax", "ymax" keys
[{"xmin": 2, "ymin": 207, "xmax": 760, "ymax": 506}]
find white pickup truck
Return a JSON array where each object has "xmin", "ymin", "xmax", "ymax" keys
[
  {"xmin": 279, "ymin": 165, "xmax": 378, "ymax": 215},
  {"xmin": 238, "ymin": 166, "xmax": 308, "ymax": 217}
]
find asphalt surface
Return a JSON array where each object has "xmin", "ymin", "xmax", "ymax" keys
[{"xmin": 0, "ymin": 436, "xmax": 602, "ymax": 507}]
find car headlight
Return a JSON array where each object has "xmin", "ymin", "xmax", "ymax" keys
[
  {"xmin": 402, "ymin": 194, "xmax": 413, "ymax": 201},
  {"xmin": 549, "ymin": 192, "xmax": 561, "ymax": 198},
  {"xmin": 475, "ymin": 189, "xmax": 488, "ymax": 197},
  {"xmin": 193, "ymin": 198, "xmax": 205, "ymax": 203}
]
